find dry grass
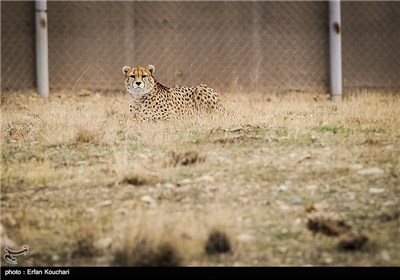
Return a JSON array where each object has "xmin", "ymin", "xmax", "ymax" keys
[{"xmin": 1, "ymin": 90, "xmax": 399, "ymax": 266}]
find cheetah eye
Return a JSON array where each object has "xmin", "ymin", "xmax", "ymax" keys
[
  {"xmin": 129, "ymin": 75, "xmax": 135, "ymax": 79},
  {"xmin": 142, "ymin": 75, "xmax": 147, "ymax": 79}
]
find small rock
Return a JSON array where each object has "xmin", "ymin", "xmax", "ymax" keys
[
  {"xmin": 85, "ymin": 208, "xmax": 97, "ymax": 215},
  {"xmin": 163, "ymin": 183, "xmax": 175, "ymax": 189},
  {"xmin": 122, "ymin": 200, "xmax": 136, "ymax": 208},
  {"xmin": 278, "ymin": 246, "xmax": 288, "ymax": 253},
  {"xmin": 94, "ymin": 237, "xmax": 112, "ymax": 250},
  {"xmin": 51, "ymin": 254, "xmax": 60, "ymax": 262},
  {"xmin": 207, "ymin": 184, "xmax": 218, "ymax": 192},
  {"xmin": 261, "ymin": 200, "xmax": 270, "ymax": 206},
  {"xmin": 293, "ymin": 217, "xmax": 302, "ymax": 226},
  {"xmin": 305, "ymin": 185, "xmax": 318, "ymax": 191},
  {"xmin": 357, "ymin": 167, "xmax": 384, "ymax": 175},
  {"xmin": 140, "ymin": 195, "xmax": 155, "ymax": 205},
  {"xmin": 176, "ymin": 179, "xmax": 192, "ymax": 187},
  {"xmin": 350, "ymin": 164, "xmax": 363, "ymax": 170},
  {"xmin": 98, "ymin": 200, "xmax": 112, "ymax": 207},
  {"xmin": 275, "ymin": 200, "xmax": 290, "ymax": 211},
  {"xmin": 236, "ymin": 233, "xmax": 255, "ymax": 243},
  {"xmin": 195, "ymin": 204, "xmax": 204, "ymax": 210},
  {"xmin": 314, "ymin": 201, "xmax": 330, "ymax": 211},
  {"xmin": 368, "ymin": 188, "xmax": 385, "ymax": 194},
  {"xmin": 292, "ymin": 196, "xmax": 302, "ymax": 205},
  {"xmin": 381, "ymin": 250, "xmax": 391, "ymax": 262},
  {"xmin": 100, "ymin": 188, "xmax": 110, "ymax": 194},
  {"xmin": 347, "ymin": 192, "xmax": 356, "ymax": 200},
  {"xmin": 136, "ymin": 153, "xmax": 149, "ymax": 160},
  {"xmin": 279, "ymin": 184, "xmax": 288, "ymax": 191},
  {"xmin": 2, "ymin": 213, "xmax": 17, "ymax": 227},
  {"xmin": 196, "ymin": 175, "xmax": 215, "ymax": 183}
]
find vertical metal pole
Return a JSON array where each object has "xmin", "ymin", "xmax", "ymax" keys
[
  {"xmin": 35, "ymin": 0, "xmax": 49, "ymax": 98},
  {"xmin": 329, "ymin": 0, "xmax": 342, "ymax": 103}
]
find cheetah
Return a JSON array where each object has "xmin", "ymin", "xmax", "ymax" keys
[{"xmin": 122, "ymin": 65, "xmax": 223, "ymax": 121}]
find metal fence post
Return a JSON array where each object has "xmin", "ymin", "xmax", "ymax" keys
[
  {"xmin": 329, "ymin": 0, "xmax": 342, "ymax": 102},
  {"xmin": 35, "ymin": 0, "xmax": 49, "ymax": 98}
]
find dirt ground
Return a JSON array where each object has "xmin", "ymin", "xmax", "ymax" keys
[{"xmin": 1, "ymin": 90, "xmax": 399, "ymax": 266}]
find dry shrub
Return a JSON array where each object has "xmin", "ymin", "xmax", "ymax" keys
[
  {"xmin": 306, "ymin": 211, "xmax": 351, "ymax": 237},
  {"xmin": 120, "ymin": 175, "xmax": 150, "ymax": 186},
  {"xmin": 75, "ymin": 127, "xmax": 100, "ymax": 143},
  {"xmin": 112, "ymin": 153, "xmax": 159, "ymax": 187},
  {"xmin": 378, "ymin": 211, "xmax": 400, "ymax": 223},
  {"xmin": 113, "ymin": 238, "xmax": 182, "ymax": 267},
  {"xmin": 167, "ymin": 151, "xmax": 206, "ymax": 167},
  {"xmin": 213, "ymin": 135, "xmax": 260, "ymax": 144},
  {"xmin": 306, "ymin": 211, "xmax": 369, "ymax": 251},
  {"xmin": 116, "ymin": 169, "xmax": 158, "ymax": 187},
  {"xmin": 204, "ymin": 229, "xmax": 232, "ymax": 255},
  {"xmin": 72, "ymin": 223, "xmax": 99, "ymax": 257},
  {"xmin": 337, "ymin": 232, "xmax": 369, "ymax": 251},
  {"xmin": 112, "ymin": 214, "xmax": 201, "ymax": 267},
  {"xmin": 203, "ymin": 209, "xmax": 236, "ymax": 256}
]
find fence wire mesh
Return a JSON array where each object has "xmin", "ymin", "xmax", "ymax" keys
[
  {"xmin": 1, "ymin": 1, "xmax": 36, "ymax": 92},
  {"xmin": 1, "ymin": 1, "xmax": 399, "ymax": 94}
]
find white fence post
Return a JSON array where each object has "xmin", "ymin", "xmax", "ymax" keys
[{"xmin": 35, "ymin": 0, "xmax": 49, "ymax": 98}]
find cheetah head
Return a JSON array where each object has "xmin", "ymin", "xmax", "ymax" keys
[{"xmin": 122, "ymin": 65, "xmax": 156, "ymax": 96}]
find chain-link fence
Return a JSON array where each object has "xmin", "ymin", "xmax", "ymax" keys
[{"xmin": 1, "ymin": 1, "xmax": 399, "ymax": 94}]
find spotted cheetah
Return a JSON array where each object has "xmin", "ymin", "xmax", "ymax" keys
[{"xmin": 122, "ymin": 65, "xmax": 223, "ymax": 121}]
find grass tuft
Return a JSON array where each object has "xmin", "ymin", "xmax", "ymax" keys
[
  {"xmin": 73, "ymin": 225, "xmax": 99, "ymax": 257},
  {"xmin": 167, "ymin": 151, "xmax": 206, "ymax": 167},
  {"xmin": 113, "ymin": 238, "xmax": 182, "ymax": 267},
  {"xmin": 204, "ymin": 229, "xmax": 232, "ymax": 255},
  {"xmin": 75, "ymin": 127, "xmax": 100, "ymax": 143}
]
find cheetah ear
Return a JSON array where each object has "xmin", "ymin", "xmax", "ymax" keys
[
  {"xmin": 122, "ymin": 66, "xmax": 131, "ymax": 75},
  {"xmin": 148, "ymin": 65, "xmax": 155, "ymax": 75}
]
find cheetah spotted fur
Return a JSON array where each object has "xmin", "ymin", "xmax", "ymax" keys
[{"xmin": 122, "ymin": 65, "xmax": 224, "ymax": 121}]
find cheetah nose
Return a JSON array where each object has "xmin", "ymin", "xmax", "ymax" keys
[{"xmin": 136, "ymin": 82, "xmax": 142, "ymax": 86}]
